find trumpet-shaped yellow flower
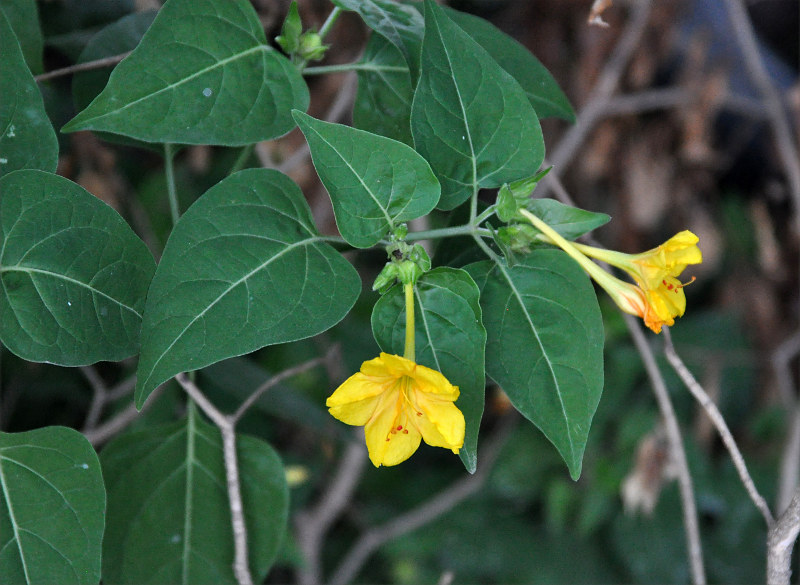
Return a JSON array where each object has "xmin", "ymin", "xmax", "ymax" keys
[
  {"xmin": 519, "ymin": 210, "xmax": 702, "ymax": 334},
  {"xmin": 326, "ymin": 353, "xmax": 465, "ymax": 467}
]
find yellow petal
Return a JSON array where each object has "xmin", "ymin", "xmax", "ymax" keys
[
  {"xmin": 328, "ymin": 395, "xmax": 381, "ymax": 426},
  {"xmin": 412, "ymin": 364, "xmax": 460, "ymax": 399},
  {"xmin": 363, "ymin": 388, "xmax": 404, "ymax": 467}
]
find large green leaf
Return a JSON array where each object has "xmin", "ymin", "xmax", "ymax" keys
[
  {"xmin": 293, "ymin": 110, "xmax": 440, "ymax": 248},
  {"xmin": 0, "ymin": 426, "xmax": 105, "ymax": 585},
  {"xmin": 331, "ymin": 0, "xmax": 423, "ymax": 74},
  {"xmin": 525, "ymin": 199, "xmax": 611, "ymax": 240},
  {"xmin": 411, "ymin": 1, "xmax": 544, "ymax": 210},
  {"xmin": 62, "ymin": 0, "xmax": 309, "ymax": 145},
  {"xmin": 0, "ymin": 0, "xmax": 43, "ymax": 74},
  {"xmin": 71, "ymin": 11, "xmax": 158, "ymax": 151},
  {"xmin": 465, "ymin": 250, "xmax": 604, "ymax": 479},
  {"xmin": 371, "ymin": 268, "xmax": 486, "ymax": 473},
  {"xmin": 0, "ymin": 11, "xmax": 57, "ymax": 178},
  {"xmin": 101, "ymin": 411, "xmax": 288, "ymax": 584},
  {"xmin": 443, "ymin": 7, "xmax": 575, "ymax": 122},
  {"xmin": 135, "ymin": 169, "xmax": 360, "ymax": 407},
  {"xmin": 0, "ymin": 170, "xmax": 156, "ymax": 365},
  {"xmin": 353, "ymin": 33, "xmax": 414, "ymax": 146}
]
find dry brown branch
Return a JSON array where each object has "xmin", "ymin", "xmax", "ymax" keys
[
  {"xmin": 663, "ymin": 329, "xmax": 775, "ymax": 527},
  {"xmin": 626, "ymin": 316, "xmax": 706, "ymax": 585},
  {"xmin": 767, "ymin": 487, "xmax": 800, "ymax": 585},
  {"xmin": 35, "ymin": 52, "xmax": 131, "ymax": 82}
]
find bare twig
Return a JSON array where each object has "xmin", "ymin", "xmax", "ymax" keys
[
  {"xmin": 295, "ymin": 433, "xmax": 368, "ymax": 585},
  {"xmin": 326, "ymin": 413, "xmax": 517, "ymax": 585},
  {"xmin": 767, "ymin": 487, "xmax": 800, "ymax": 585},
  {"xmin": 626, "ymin": 316, "xmax": 706, "ymax": 585},
  {"xmin": 778, "ymin": 406, "xmax": 800, "ymax": 515},
  {"xmin": 174, "ymin": 354, "xmax": 330, "ymax": 585},
  {"xmin": 723, "ymin": 0, "xmax": 800, "ymax": 236},
  {"xmin": 35, "ymin": 52, "xmax": 131, "ymax": 82},
  {"xmin": 80, "ymin": 366, "xmax": 110, "ymax": 431},
  {"xmin": 82, "ymin": 381, "xmax": 162, "ymax": 447},
  {"xmin": 540, "ymin": 0, "xmax": 653, "ymax": 197},
  {"xmin": 663, "ymin": 329, "xmax": 775, "ymax": 527},
  {"xmin": 176, "ymin": 373, "xmax": 253, "ymax": 585}
]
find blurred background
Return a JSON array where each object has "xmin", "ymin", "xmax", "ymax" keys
[{"xmin": 6, "ymin": 0, "xmax": 800, "ymax": 582}]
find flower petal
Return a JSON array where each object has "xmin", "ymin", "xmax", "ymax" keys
[{"xmin": 363, "ymin": 388, "xmax": 404, "ymax": 467}]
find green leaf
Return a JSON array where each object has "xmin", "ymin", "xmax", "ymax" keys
[
  {"xmin": 0, "ymin": 170, "xmax": 156, "ymax": 365},
  {"xmin": 331, "ymin": 0, "xmax": 423, "ymax": 74},
  {"xmin": 101, "ymin": 412, "xmax": 288, "ymax": 584},
  {"xmin": 411, "ymin": 1, "xmax": 544, "ymax": 210},
  {"xmin": 62, "ymin": 0, "xmax": 309, "ymax": 145},
  {"xmin": 135, "ymin": 169, "xmax": 360, "ymax": 407},
  {"xmin": 371, "ymin": 268, "xmax": 486, "ymax": 473},
  {"xmin": 275, "ymin": 1, "xmax": 301, "ymax": 55},
  {"xmin": 0, "ymin": 426, "xmax": 105, "ymax": 585},
  {"xmin": 353, "ymin": 33, "xmax": 413, "ymax": 145},
  {"xmin": 0, "ymin": 0, "xmax": 44, "ymax": 74},
  {"xmin": 293, "ymin": 110, "xmax": 440, "ymax": 248},
  {"xmin": 71, "ymin": 11, "xmax": 158, "ymax": 151},
  {"xmin": 0, "ymin": 11, "xmax": 57, "ymax": 178},
  {"xmin": 465, "ymin": 250, "xmax": 604, "ymax": 479},
  {"xmin": 525, "ymin": 198, "xmax": 611, "ymax": 240},
  {"xmin": 443, "ymin": 7, "xmax": 575, "ymax": 122}
]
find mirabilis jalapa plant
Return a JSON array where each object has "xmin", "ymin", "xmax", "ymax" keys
[{"xmin": 0, "ymin": 0, "xmax": 702, "ymax": 581}]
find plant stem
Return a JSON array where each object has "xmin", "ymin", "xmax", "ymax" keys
[
  {"xmin": 35, "ymin": 51, "xmax": 131, "ymax": 82},
  {"xmin": 228, "ymin": 144, "xmax": 254, "ymax": 175},
  {"xmin": 164, "ymin": 144, "xmax": 180, "ymax": 226},
  {"xmin": 303, "ymin": 63, "xmax": 407, "ymax": 75},
  {"xmin": 403, "ymin": 283, "xmax": 415, "ymax": 361},
  {"xmin": 473, "ymin": 205, "xmax": 497, "ymax": 226},
  {"xmin": 318, "ymin": 6, "xmax": 342, "ymax": 41},
  {"xmin": 405, "ymin": 225, "xmax": 491, "ymax": 241}
]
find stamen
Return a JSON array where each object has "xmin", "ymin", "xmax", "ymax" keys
[{"xmin": 396, "ymin": 425, "xmax": 403, "ymax": 431}]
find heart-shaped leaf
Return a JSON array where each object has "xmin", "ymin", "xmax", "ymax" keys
[
  {"xmin": 0, "ymin": 10, "xmax": 57, "ymax": 178},
  {"xmin": 353, "ymin": 33, "xmax": 414, "ymax": 145},
  {"xmin": 100, "ymin": 412, "xmax": 288, "ymax": 584},
  {"xmin": 293, "ymin": 110, "xmax": 440, "ymax": 248},
  {"xmin": 0, "ymin": 0, "xmax": 43, "ymax": 74},
  {"xmin": 411, "ymin": 1, "xmax": 545, "ymax": 210},
  {"xmin": 135, "ymin": 168, "xmax": 360, "ymax": 407},
  {"xmin": 371, "ymin": 268, "xmax": 486, "ymax": 473},
  {"xmin": 0, "ymin": 170, "xmax": 156, "ymax": 365},
  {"xmin": 62, "ymin": 0, "xmax": 309, "ymax": 145},
  {"xmin": 0, "ymin": 426, "xmax": 105, "ymax": 585},
  {"xmin": 465, "ymin": 250, "xmax": 604, "ymax": 479}
]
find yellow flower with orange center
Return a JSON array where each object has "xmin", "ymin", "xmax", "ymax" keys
[
  {"xmin": 326, "ymin": 352, "xmax": 465, "ymax": 467},
  {"xmin": 519, "ymin": 210, "xmax": 702, "ymax": 333}
]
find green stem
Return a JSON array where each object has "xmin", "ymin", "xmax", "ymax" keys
[
  {"xmin": 228, "ymin": 144, "xmax": 254, "ymax": 176},
  {"xmin": 303, "ymin": 63, "xmax": 407, "ymax": 76},
  {"xmin": 318, "ymin": 6, "xmax": 342, "ymax": 41},
  {"xmin": 403, "ymin": 283, "xmax": 415, "ymax": 361},
  {"xmin": 164, "ymin": 143, "xmax": 180, "ymax": 227},
  {"xmin": 404, "ymin": 225, "xmax": 492, "ymax": 241},
  {"xmin": 473, "ymin": 205, "xmax": 497, "ymax": 226}
]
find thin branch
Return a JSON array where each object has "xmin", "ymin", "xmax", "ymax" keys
[
  {"xmin": 540, "ymin": 0, "xmax": 653, "ymax": 197},
  {"xmin": 176, "ymin": 373, "xmax": 253, "ymax": 585},
  {"xmin": 35, "ymin": 52, "xmax": 131, "ymax": 82},
  {"xmin": 82, "ymin": 381, "xmax": 161, "ymax": 447},
  {"xmin": 326, "ymin": 413, "xmax": 517, "ymax": 585},
  {"xmin": 295, "ymin": 432, "xmax": 368, "ymax": 585},
  {"xmin": 723, "ymin": 0, "xmax": 800, "ymax": 236},
  {"xmin": 778, "ymin": 406, "xmax": 800, "ymax": 515},
  {"xmin": 231, "ymin": 352, "xmax": 331, "ymax": 424},
  {"xmin": 626, "ymin": 316, "xmax": 706, "ymax": 585},
  {"xmin": 767, "ymin": 487, "xmax": 800, "ymax": 585},
  {"xmin": 80, "ymin": 365, "xmax": 109, "ymax": 431},
  {"xmin": 663, "ymin": 328, "xmax": 775, "ymax": 527}
]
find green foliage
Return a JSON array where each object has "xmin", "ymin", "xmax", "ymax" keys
[
  {"xmin": 411, "ymin": 2, "xmax": 544, "ymax": 209},
  {"xmin": 466, "ymin": 250, "xmax": 604, "ymax": 479},
  {"xmin": 0, "ymin": 170, "xmax": 155, "ymax": 365},
  {"xmin": 294, "ymin": 111, "xmax": 440, "ymax": 248},
  {"xmin": 101, "ymin": 409, "xmax": 288, "ymax": 584},
  {"xmin": 0, "ymin": 427, "xmax": 105, "ymax": 585},
  {"xmin": 0, "ymin": 0, "xmax": 44, "ymax": 74},
  {"xmin": 0, "ymin": 11, "xmax": 57, "ymax": 177},
  {"xmin": 62, "ymin": 0, "xmax": 309, "ymax": 145},
  {"xmin": 135, "ymin": 169, "xmax": 360, "ymax": 406}
]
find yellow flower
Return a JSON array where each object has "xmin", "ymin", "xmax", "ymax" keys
[
  {"xmin": 326, "ymin": 353, "xmax": 465, "ymax": 467},
  {"xmin": 518, "ymin": 210, "xmax": 702, "ymax": 334}
]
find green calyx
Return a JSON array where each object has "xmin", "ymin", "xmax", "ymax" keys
[
  {"xmin": 276, "ymin": 1, "xmax": 330, "ymax": 64},
  {"xmin": 372, "ymin": 233, "xmax": 431, "ymax": 294},
  {"xmin": 496, "ymin": 167, "xmax": 553, "ymax": 223}
]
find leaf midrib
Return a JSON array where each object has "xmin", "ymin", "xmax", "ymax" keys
[
  {"xmin": 0, "ymin": 454, "xmax": 31, "ymax": 583},
  {"xmin": 70, "ymin": 45, "xmax": 267, "ymax": 127},
  {"xmin": 0, "ymin": 266, "xmax": 143, "ymax": 319}
]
